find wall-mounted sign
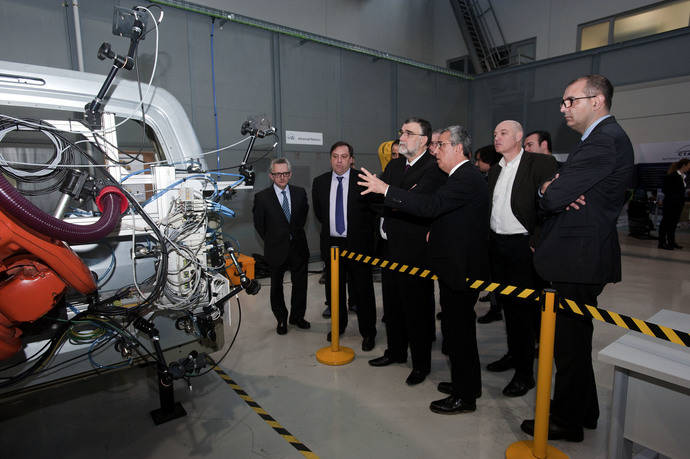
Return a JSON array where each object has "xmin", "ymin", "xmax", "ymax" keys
[
  {"xmin": 285, "ymin": 130, "xmax": 323, "ymax": 146},
  {"xmin": 636, "ymin": 141, "xmax": 690, "ymax": 164}
]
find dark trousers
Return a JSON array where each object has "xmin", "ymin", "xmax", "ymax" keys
[
  {"xmin": 439, "ymin": 280, "xmax": 481, "ymax": 402},
  {"xmin": 381, "ymin": 244, "xmax": 435, "ymax": 372},
  {"xmin": 269, "ymin": 249, "xmax": 307, "ymax": 324},
  {"xmin": 489, "ymin": 232, "xmax": 539, "ymax": 380},
  {"xmin": 551, "ymin": 281, "xmax": 604, "ymax": 430},
  {"xmin": 659, "ymin": 204, "xmax": 683, "ymax": 246},
  {"xmin": 323, "ymin": 237, "xmax": 376, "ymax": 338}
]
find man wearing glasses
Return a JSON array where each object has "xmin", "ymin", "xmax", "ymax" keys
[
  {"xmin": 358, "ymin": 125, "xmax": 489, "ymax": 414},
  {"xmin": 368, "ymin": 118, "xmax": 445, "ymax": 386},
  {"xmin": 522, "ymin": 74, "xmax": 634, "ymax": 442},
  {"xmin": 253, "ymin": 158, "xmax": 310, "ymax": 335}
]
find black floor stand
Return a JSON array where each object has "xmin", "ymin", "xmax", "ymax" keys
[{"xmin": 150, "ymin": 368, "xmax": 187, "ymax": 425}]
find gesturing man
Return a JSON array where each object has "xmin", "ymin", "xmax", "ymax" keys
[
  {"xmin": 358, "ymin": 125, "xmax": 489, "ymax": 415},
  {"xmin": 522, "ymin": 75, "xmax": 634, "ymax": 442}
]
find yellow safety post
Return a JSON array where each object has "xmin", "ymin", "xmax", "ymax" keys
[
  {"xmin": 316, "ymin": 246, "xmax": 355, "ymax": 365},
  {"xmin": 506, "ymin": 289, "xmax": 568, "ymax": 459}
]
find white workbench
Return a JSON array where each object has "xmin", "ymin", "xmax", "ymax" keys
[{"xmin": 598, "ymin": 309, "xmax": 690, "ymax": 459}]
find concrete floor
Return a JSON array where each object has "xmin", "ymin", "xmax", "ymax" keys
[{"xmin": 1, "ymin": 231, "xmax": 688, "ymax": 459}]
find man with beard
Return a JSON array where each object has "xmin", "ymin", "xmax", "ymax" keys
[{"xmin": 368, "ymin": 118, "xmax": 445, "ymax": 386}]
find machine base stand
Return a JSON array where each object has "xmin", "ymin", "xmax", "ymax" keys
[{"xmin": 151, "ymin": 401, "xmax": 187, "ymax": 425}]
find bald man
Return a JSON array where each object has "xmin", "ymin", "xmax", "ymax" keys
[{"xmin": 487, "ymin": 120, "xmax": 558, "ymax": 397}]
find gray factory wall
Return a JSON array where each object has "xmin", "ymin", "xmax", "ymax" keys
[
  {"xmin": 0, "ymin": 0, "xmax": 469, "ymax": 260},
  {"xmin": 469, "ymin": 29, "xmax": 690, "ymax": 155},
  {"xmin": 3, "ymin": 2, "xmax": 688, "ymax": 259}
]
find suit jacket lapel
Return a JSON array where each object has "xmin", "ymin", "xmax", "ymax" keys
[
  {"xmin": 511, "ymin": 154, "xmax": 529, "ymax": 208},
  {"xmin": 488, "ymin": 164, "xmax": 500, "ymax": 198},
  {"xmin": 347, "ymin": 168, "xmax": 357, "ymax": 219}
]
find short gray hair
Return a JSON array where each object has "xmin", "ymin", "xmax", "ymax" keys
[
  {"xmin": 269, "ymin": 157, "xmax": 291, "ymax": 173},
  {"xmin": 442, "ymin": 125, "xmax": 472, "ymax": 160}
]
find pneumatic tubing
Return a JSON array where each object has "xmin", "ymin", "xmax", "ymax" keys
[{"xmin": 0, "ymin": 173, "xmax": 122, "ymax": 244}]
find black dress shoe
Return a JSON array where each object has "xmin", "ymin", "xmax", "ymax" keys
[
  {"xmin": 583, "ymin": 419, "xmax": 597, "ymax": 430},
  {"xmin": 520, "ymin": 419, "xmax": 583, "ymax": 442},
  {"xmin": 502, "ymin": 377, "xmax": 535, "ymax": 397},
  {"xmin": 486, "ymin": 354, "xmax": 514, "ymax": 372},
  {"xmin": 289, "ymin": 318, "xmax": 311, "ymax": 329},
  {"xmin": 672, "ymin": 243, "xmax": 683, "ymax": 249},
  {"xmin": 405, "ymin": 369, "xmax": 429, "ymax": 386},
  {"xmin": 477, "ymin": 309, "xmax": 502, "ymax": 324},
  {"xmin": 326, "ymin": 329, "xmax": 346, "ymax": 342},
  {"xmin": 322, "ymin": 306, "xmax": 331, "ymax": 318},
  {"xmin": 368, "ymin": 354, "xmax": 406, "ymax": 367},
  {"xmin": 430, "ymin": 395, "xmax": 476, "ymax": 414},
  {"xmin": 437, "ymin": 382, "xmax": 482, "ymax": 399},
  {"xmin": 276, "ymin": 322, "xmax": 287, "ymax": 335},
  {"xmin": 361, "ymin": 336, "xmax": 375, "ymax": 351},
  {"xmin": 658, "ymin": 243, "xmax": 674, "ymax": 250}
]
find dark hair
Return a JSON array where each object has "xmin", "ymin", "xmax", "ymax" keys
[
  {"xmin": 474, "ymin": 144, "xmax": 501, "ymax": 166},
  {"xmin": 392, "ymin": 139, "xmax": 399, "ymax": 146},
  {"xmin": 330, "ymin": 141, "xmax": 353, "ymax": 157},
  {"xmin": 403, "ymin": 117, "xmax": 432, "ymax": 147},
  {"xmin": 668, "ymin": 158, "xmax": 690, "ymax": 174},
  {"xmin": 525, "ymin": 130, "xmax": 552, "ymax": 152},
  {"xmin": 569, "ymin": 74, "xmax": 614, "ymax": 110}
]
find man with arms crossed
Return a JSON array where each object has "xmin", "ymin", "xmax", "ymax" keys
[{"xmin": 522, "ymin": 75, "xmax": 634, "ymax": 441}]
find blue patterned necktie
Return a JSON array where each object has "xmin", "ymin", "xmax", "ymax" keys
[
  {"xmin": 281, "ymin": 190, "xmax": 291, "ymax": 221},
  {"xmin": 335, "ymin": 176, "xmax": 345, "ymax": 235}
]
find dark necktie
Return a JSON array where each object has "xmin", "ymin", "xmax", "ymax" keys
[
  {"xmin": 335, "ymin": 176, "xmax": 345, "ymax": 235},
  {"xmin": 281, "ymin": 190, "xmax": 291, "ymax": 221},
  {"xmin": 404, "ymin": 163, "xmax": 410, "ymax": 172}
]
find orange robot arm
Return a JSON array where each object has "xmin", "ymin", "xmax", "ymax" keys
[{"xmin": 0, "ymin": 210, "xmax": 96, "ymax": 360}]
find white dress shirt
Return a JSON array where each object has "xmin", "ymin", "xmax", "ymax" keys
[
  {"xmin": 448, "ymin": 159, "xmax": 468, "ymax": 177},
  {"xmin": 490, "ymin": 150, "xmax": 528, "ymax": 235},
  {"xmin": 329, "ymin": 168, "xmax": 350, "ymax": 237}
]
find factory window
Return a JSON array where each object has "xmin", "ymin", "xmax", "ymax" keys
[{"xmin": 578, "ymin": 0, "xmax": 690, "ymax": 51}]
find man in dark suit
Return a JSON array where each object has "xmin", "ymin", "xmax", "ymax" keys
[
  {"xmin": 358, "ymin": 125, "xmax": 489, "ymax": 415},
  {"xmin": 368, "ymin": 118, "xmax": 446, "ymax": 386},
  {"xmin": 522, "ymin": 74, "xmax": 634, "ymax": 442},
  {"xmin": 524, "ymin": 130, "xmax": 553, "ymax": 156},
  {"xmin": 658, "ymin": 159, "xmax": 689, "ymax": 249},
  {"xmin": 486, "ymin": 120, "xmax": 558, "ymax": 397},
  {"xmin": 312, "ymin": 141, "xmax": 377, "ymax": 351},
  {"xmin": 253, "ymin": 158, "xmax": 310, "ymax": 335}
]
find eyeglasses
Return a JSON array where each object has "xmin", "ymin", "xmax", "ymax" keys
[
  {"xmin": 270, "ymin": 172, "xmax": 291, "ymax": 178},
  {"xmin": 560, "ymin": 95, "xmax": 596, "ymax": 108},
  {"xmin": 398, "ymin": 129, "xmax": 424, "ymax": 137},
  {"xmin": 437, "ymin": 141, "xmax": 454, "ymax": 149}
]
